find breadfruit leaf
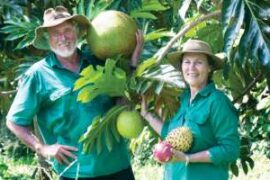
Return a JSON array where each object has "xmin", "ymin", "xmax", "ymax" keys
[
  {"xmin": 79, "ymin": 105, "xmax": 127, "ymax": 154},
  {"xmin": 134, "ymin": 62, "xmax": 184, "ymax": 119},
  {"xmin": 75, "ymin": 59, "xmax": 127, "ymax": 103},
  {"xmin": 223, "ymin": 0, "xmax": 270, "ymax": 69}
]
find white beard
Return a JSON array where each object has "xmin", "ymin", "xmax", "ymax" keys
[{"xmin": 50, "ymin": 41, "xmax": 78, "ymax": 58}]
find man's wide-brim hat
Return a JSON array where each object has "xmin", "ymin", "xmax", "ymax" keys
[
  {"xmin": 167, "ymin": 39, "xmax": 224, "ymax": 70},
  {"xmin": 32, "ymin": 6, "xmax": 90, "ymax": 50}
]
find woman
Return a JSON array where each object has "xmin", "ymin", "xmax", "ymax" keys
[{"xmin": 141, "ymin": 39, "xmax": 240, "ymax": 180}]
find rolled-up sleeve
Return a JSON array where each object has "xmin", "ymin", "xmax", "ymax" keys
[
  {"xmin": 208, "ymin": 93, "xmax": 240, "ymax": 165},
  {"xmin": 6, "ymin": 72, "xmax": 40, "ymax": 126}
]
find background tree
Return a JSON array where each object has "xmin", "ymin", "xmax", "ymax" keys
[{"xmin": 0, "ymin": 0, "xmax": 269, "ymax": 178}]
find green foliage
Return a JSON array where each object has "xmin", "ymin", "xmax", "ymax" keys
[
  {"xmin": 0, "ymin": 159, "xmax": 8, "ymax": 178},
  {"xmin": 138, "ymin": 62, "xmax": 184, "ymax": 89},
  {"xmin": 213, "ymin": 61, "xmax": 257, "ymax": 100},
  {"xmin": 75, "ymin": 59, "xmax": 127, "ymax": 103},
  {"xmin": 0, "ymin": 1, "xmax": 270, "ymax": 178},
  {"xmin": 79, "ymin": 105, "xmax": 128, "ymax": 153},
  {"xmin": 130, "ymin": 127, "xmax": 159, "ymax": 166},
  {"xmin": 130, "ymin": 0, "xmax": 169, "ymax": 19},
  {"xmin": 75, "ymin": 0, "xmax": 115, "ymax": 19},
  {"xmin": 240, "ymin": 80, "xmax": 270, "ymax": 158},
  {"xmin": 230, "ymin": 137, "xmax": 254, "ymax": 176},
  {"xmin": 0, "ymin": 0, "xmax": 24, "ymax": 19},
  {"xmin": 1, "ymin": 16, "xmax": 40, "ymax": 49},
  {"xmin": 135, "ymin": 59, "xmax": 184, "ymax": 119},
  {"xmin": 144, "ymin": 28, "xmax": 175, "ymax": 42},
  {"xmin": 0, "ymin": 154, "xmax": 36, "ymax": 179},
  {"xmin": 222, "ymin": 0, "xmax": 270, "ymax": 68}
]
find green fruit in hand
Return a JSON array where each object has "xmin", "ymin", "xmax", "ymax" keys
[
  {"xmin": 87, "ymin": 10, "xmax": 138, "ymax": 60},
  {"xmin": 116, "ymin": 110, "xmax": 144, "ymax": 139}
]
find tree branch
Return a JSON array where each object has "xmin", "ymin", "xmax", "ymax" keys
[
  {"xmin": 233, "ymin": 72, "xmax": 263, "ymax": 104},
  {"xmin": 0, "ymin": 90, "xmax": 17, "ymax": 96},
  {"xmin": 156, "ymin": 10, "xmax": 221, "ymax": 63}
]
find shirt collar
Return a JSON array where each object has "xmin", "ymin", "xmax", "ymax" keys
[
  {"xmin": 46, "ymin": 49, "xmax": 89, "ymax": 70},
  {"xmin": 197, "ymin": 81, "xmax": 216, "ymax": 97},
  {"xmin": 187, "ymin": 81, "xmax": 216, "ymax": 98}
]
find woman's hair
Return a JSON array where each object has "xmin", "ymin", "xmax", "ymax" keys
[{"xmin": 206, "ymin": 55, "xmax": 214, "ymax": 81}]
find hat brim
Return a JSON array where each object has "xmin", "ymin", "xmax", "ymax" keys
[
  {"xmin": 167, "ymin": 50, "xmax": 224, "ymax": 70},
  {"xmin": 32, "ymin": 15, "xmax": 91, "ymax": 50}
]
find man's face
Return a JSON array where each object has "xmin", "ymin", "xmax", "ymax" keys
[{"xmin": 48, "ymin": 21, "xmax": 77, "ymax": 58}]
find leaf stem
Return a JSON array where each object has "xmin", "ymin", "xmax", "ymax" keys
[
  {"xmin": 233, "ymin": 72, "xmax": 263, "ymax": 103},
  {"xmin": 156, "ymin": 10, "xmax": 221, "ymax": 63}
]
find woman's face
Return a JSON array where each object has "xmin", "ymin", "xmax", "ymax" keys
[{"xmin": 181, "ymin": 52, "xmax": 211, "ymax": 90}]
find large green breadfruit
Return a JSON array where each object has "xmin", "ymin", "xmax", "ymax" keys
[
  {"xmin": 87, "ymin": 10, "xmax": 138, "ymax": 60},
  {"xmin": 116, "ymin": 110, "xmax": 144, "ymax": 139}
]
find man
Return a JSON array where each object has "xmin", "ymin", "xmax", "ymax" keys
[{"xmin": 6, "ymin": 6, "xmax": 143, "ymax": 179}]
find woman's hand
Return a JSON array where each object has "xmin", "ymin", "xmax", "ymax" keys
[
  {"xmin": 171, "ymin": 149, "xmax": 186, "ymax": 161},
  {"xmin": 171, "ymin": 149, "xmax": 190, "ymax": 165},
  {"xmin": 36, "ymin": 143, "xmax": 78, "ymax": 165},
  {"xmin": 130, "ymin": 30, "xmax": 144, "ymax": 67}
]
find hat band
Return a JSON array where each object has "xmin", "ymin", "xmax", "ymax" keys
[
  {"xmin": 184, "ymin": 47, "xmax": 210, "ymax": 52},
  {"xmin": 53, "ymin": 14, "xmax": 70, "ymax": 20},
  {"xmin": 42, "ymin": 14, "xmax": 72, "ymax": 26}
]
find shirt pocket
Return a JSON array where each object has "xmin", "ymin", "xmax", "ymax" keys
[
  {"xmin": 168, "ymin": 111, "xmax": 186, "ymax": 132},
  {"xmin": 186, "ymin": 110, "xmax": 209, "ymax": 125},
  {"xmin": 41, "ymin": 88, "xmax": 73, "ymax": 134},
  {"xmin": 49, "ymin": 88, "xmax": 72, "ymax": 101},
  {"xmin": 44, "ymin": 87, "xmax": 73, "ymax": 112},
  {"xmin": 185, "ymin": 110, "xmax": 211, "ymax": 152}
]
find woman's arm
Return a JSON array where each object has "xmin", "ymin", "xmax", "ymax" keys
[
  {"xmin": 140, "ymin": 96, "xmax": 164, "ymax": 135},
  {"xmin": 172, "ymin": 149, "xmax": 211, "ymax": 165},
  {"xmin": 208, "ymin": 94, "xmax": 240, "ymax": 165}
]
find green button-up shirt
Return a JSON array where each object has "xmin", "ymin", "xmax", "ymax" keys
[
  {"xmin": 161, "ymin": 82, "xmax": 240, "ymax": 180},
  {"xmin": 6, "ymin": 50, "xmax": 131, "ymax": 178}
]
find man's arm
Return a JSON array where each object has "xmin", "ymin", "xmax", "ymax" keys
[
  {"xmin": 6, "ymin": 120, "xmax": 41, "ymax": 151},
  {"xmin": 6, "ymin": 120, "xmax": 78, "ymax": 165}
]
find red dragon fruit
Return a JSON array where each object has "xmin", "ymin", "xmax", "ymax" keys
[{"xmin": 153, "ymin": 141, "xmax": 172, "ymax": 162}]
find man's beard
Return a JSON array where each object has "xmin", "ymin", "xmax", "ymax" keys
[{"xmin": 50, "ymin": 40, "xmax": 78, "ymax": 58}]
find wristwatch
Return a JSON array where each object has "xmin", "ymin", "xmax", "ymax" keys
[{"xmin": 185, "ymin": 154, "xmax": 190, "ymax": 166}]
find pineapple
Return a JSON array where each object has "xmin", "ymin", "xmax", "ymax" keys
[{"xmin": 165, "ymin": 126, "xmax": 193, "ymax": 152}]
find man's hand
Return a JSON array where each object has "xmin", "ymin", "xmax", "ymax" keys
[
  {"xmin": 36, "ymin": 144, "xmax": 78, "ymax": 165},
  {"xmin": 130, "ymin": 30, "xmax": 144, "ymax": 67}
]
